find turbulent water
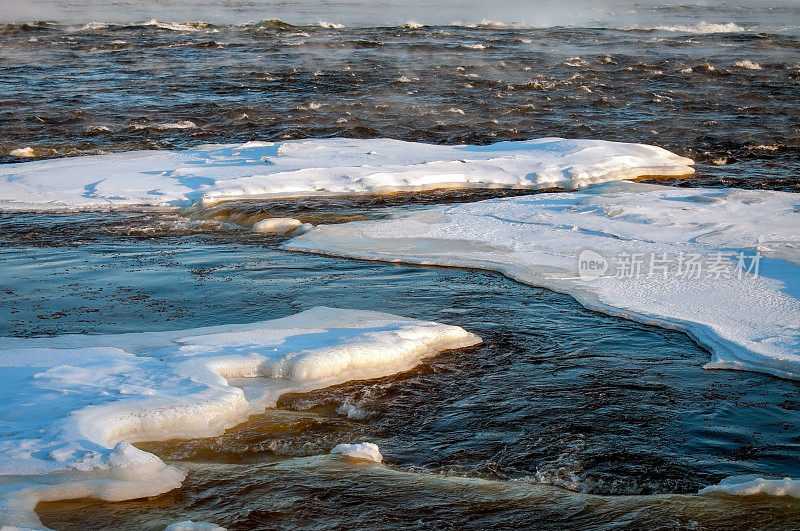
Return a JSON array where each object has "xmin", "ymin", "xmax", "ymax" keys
[
  {"xmin": 2, "ymin": 1, "xmax": 800, "ymax": 529},
  {"xmin": 2, "ymin": 206, "xmax": 800, "ymax": 529},
  {"xmin": 1, "ymin": 1, "xmax": 799, "ymax": 189}
]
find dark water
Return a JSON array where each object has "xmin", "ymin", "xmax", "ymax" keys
[
  {"xmin": 3, "ymin": 2, "xmax": 800, "ymax": 528},
  {"xmin": 1, "ymin": 7, "xmax": 800, "ymax": 190},
  {"xmin": 2, "ymin": 205, "xmax": 800, "ymax": 528}
]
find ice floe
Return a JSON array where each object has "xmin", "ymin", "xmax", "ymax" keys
[
  {"xmin": 0, "ymin": 307, "xmax": 479, "ymax": 529},
  {"xmin": 330, "ymin": 442, "xmax": 383, "ymax": 463},
  {"xmin": 700, "ymin": 475, "xmax": 800, "ymax": 498},
  {"xmin": 286, "ymin": 181, "xmax": 800, "ymax": 381},
  {"xmin": 0, "ymin": 138, "xmax": 693, "ymax": 211},
  {"xmin": 8, "ymin": 147, "xmax": 35, "ymax": 158}
]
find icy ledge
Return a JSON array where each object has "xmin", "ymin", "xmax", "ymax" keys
[
  {"xmin": 0, "ymin": 307, "xmax": 480, "ymax": 529},
  {"xmin": 286, "ymin": 181, "xmax": 800, "ymax": 381},
  {"xmin": 0, "ymin": 138, "xmax": 693, "ymax": 211}
]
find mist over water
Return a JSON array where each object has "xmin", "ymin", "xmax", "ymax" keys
[
  {"xmin": 2, "ymin": 0, "xmax": 799, "ymax": 28},
  {"xmin": 1, "ymin": 1, "xmax": 799, "ymax": 189}
]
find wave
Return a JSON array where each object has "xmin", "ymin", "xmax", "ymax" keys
[
  {"xmin": 317, "ymin": 21, "xmax": 344, "ymax": 29},
  {"xmin": 733, "ymin": 60, "xmax": 762, "ymax": 70},
  {"xmin": 130, "ymin": 120, "xmax": 197, "ymax": 131},
  {"xmin": 68, "ymin": 19, "xmax": 216, "ymax": 33},
  {"xmin": 0, "ymin": 21, "xmax": 58, "ymax": 32},
  {"xmin": 252, "ymin": 18, "xmax": 297, "ymax": 29},
  {"xmin": 143, "ymin": 19, "xmax": 215, "ymax": 31},
  {"xmin": 2, "ymin": 19, "xmax": 771, "ymax": 35}
]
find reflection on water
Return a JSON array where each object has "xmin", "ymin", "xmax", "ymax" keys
[{"xmin": 2, "ymin": 207, "xmax": 799, "ymax": 528}]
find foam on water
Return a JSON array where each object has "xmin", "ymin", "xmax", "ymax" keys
[
  {"xmin": 701, "ymin": 475, "xmax": 800, "ymax": 498},
  {"xmin": 165, "ymin": 521, "xmax": 227, "ymax": 531},
  {"xmin": 0, "ymin": 307, "xmax": 479, "ymax": 528},
  {"xmin": 624, "ymin": 22, "xmax": 747, "ymax": 34}
]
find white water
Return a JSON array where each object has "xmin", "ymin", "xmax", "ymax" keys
[{"xmin": 2, "ymin": 0, "xmax": 796, "ymax": 34}]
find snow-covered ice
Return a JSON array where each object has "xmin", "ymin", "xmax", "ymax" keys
[
  {"xmin": 8, "ymin": 147, "xmax": 36, "ymax": 158},
  {"xmin": 0, "ymin": 307, "xmax": 480, "ymax": 529},
  {"xmin": 0, "ymin": 138, "xmax": 693, "ymax": 211},
  {"xmin": 330, "ymin": 442, "xmax": 384, "ymax": 463},
  {"xmin": 286, "ymin": 181, "xmax": 800, "ymax": 381},
  {"xmin": 700, "ymin": 475, "xmax": 800, "ymax": 498}
]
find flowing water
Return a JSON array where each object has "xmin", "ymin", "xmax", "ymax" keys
[
  {"xmin": 1, "ymin": 200, "xmax": 799, "ymax": 529},
  {"xmin": 2, "ymin": 1, "xmax": 800, "ymax": 528},
  {"xmin": 1, "ymin": 1, "xmax": 799, "ymax": 189}
]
